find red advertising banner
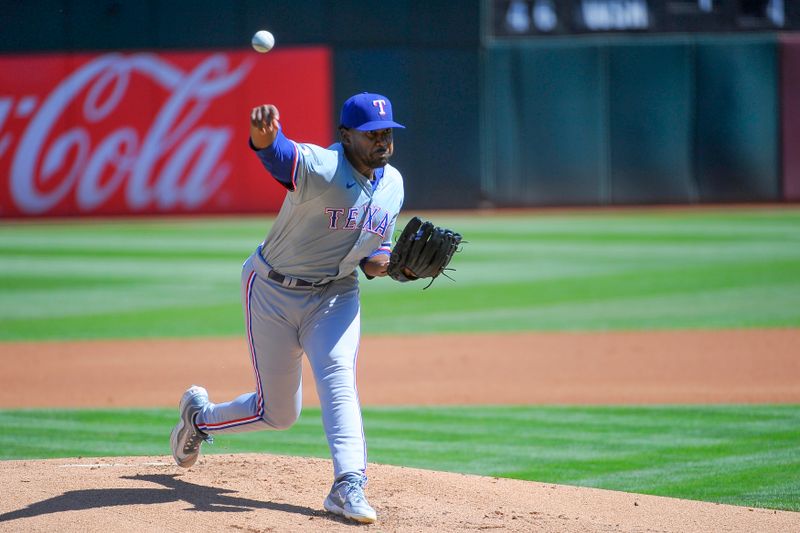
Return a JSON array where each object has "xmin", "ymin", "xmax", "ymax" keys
[{"xmin": 0, "ymin": 48, "xmax": 332, "ymax": 217}]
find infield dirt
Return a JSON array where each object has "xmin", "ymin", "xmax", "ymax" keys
[
  {"xmin": 2, "ymin": 329, "xmax": 799, "ymax": 407},
  {"xmin": 1, "ymin": 329, "xmax": 799, "ymax": 532}
]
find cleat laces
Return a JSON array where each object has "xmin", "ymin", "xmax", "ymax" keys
[
  {"xmin": 184, "ymin": 415, "xmax": 213, "ymax": 454},
  {"xmin": 341, "ymin": 475, "xmax": 367, "ymax": 503}
]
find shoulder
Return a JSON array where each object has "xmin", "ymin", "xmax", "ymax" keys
[
  {"xmin": 325, "ymin": 142, "xmax": 347, "ymax": 163},
  {"xmin": 295, "ymin": 142, "xmax": 339, "ymax": 174},
  {"xmin": 382, "ymin": 162, "xmax": 403, "ymax": 180},
  {"xmin": 380, "ymin": 163, "xmax": 404, "ymax": 191},
  {"xmin": 296, "ymin": 142, "xmax": 336, "ymax": 162}
]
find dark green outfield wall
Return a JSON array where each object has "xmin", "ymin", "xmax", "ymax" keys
[
  {"xmin": 484, "ymin": 35, "xmax": 780, "ymax": 206},
  {"xmin": 333, "ymin": 48, "xmax": 481, "ymax": 209},
  {"xmin": 0, "ymin": 1, "xmax": 479, "ymax": 50},
  {"xmin": 1, "ymin": 2, "xmax": 788, "ymax": 208}
]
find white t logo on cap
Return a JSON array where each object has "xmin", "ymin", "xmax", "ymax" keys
[{"xmin": 372, "ymin": 99, "xmax": 387, "ymax": 116}]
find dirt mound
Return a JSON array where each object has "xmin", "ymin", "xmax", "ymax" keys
[{"xmin": 0, "ymin": 454, "xmax": 797, "ymax": 532}]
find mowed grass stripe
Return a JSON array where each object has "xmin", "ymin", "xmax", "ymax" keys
[
  {"xmin": 363, "ymin": 259, "xmax": 800, "ymax": 332},
  {"xmin": 0, "ymin": 283, "xmax": 235, "ymax": 320},
  {"xmin": 1, "ymin": 208, "xmax": 798, "ymax": 339},
  {"xmin": 441, "ymin": 209, "xmax": 800, "ymax": 236},
  {"xmin": 368, "ymin": 285, "xmax": 800, "ymax": 332},
  {"xmin": 0, "ymin": 405, "xmax": 797, "ymax": 511},
  {"xmin": 0, "ymin": 304, "xmax": 244, "ymax": 340}
]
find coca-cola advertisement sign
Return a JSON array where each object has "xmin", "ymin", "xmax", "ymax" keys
[{"xmin": 0, "ymin": 48, "xmax": 332, "ymax": 217}]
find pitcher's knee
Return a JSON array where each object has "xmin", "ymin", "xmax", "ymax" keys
[{"xmin": 265, "ymin": 408, "xmax": 301, "ymax": 430}]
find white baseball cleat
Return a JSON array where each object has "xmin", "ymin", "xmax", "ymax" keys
[
  {"xmin": 323, "ymin": 473, "xmax": 377, "ymax": 524},
  {"xmin": 170, "ymin": 385, "xmax": 212, "ymax": 468}
]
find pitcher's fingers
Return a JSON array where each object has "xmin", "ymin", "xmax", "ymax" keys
[
  {"xmin": 266, "ymin": 106, "xmax": 280, "ymax": 128},
  {"xmin": 250, "ymin": 106, "xmax": 264, "ymax": 128}
]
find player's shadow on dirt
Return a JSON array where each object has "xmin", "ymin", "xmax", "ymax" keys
[{"xmin": 0, "ymin": 473, "xmax": 329, "ymax": 523}]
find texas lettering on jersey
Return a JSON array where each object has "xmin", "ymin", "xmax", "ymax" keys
[{"xmin": 325, "ymin": 204, "xmax": 390, "ymax": 238}]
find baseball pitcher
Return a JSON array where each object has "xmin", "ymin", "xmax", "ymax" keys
[{"xmin": 170, "ymin": 92, "xmax": 460, "ymax": 524}]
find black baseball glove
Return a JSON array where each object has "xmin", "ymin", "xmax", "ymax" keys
[{"xmin": 387, "ymin": 217, "xmax": 462, "ymax": 286}]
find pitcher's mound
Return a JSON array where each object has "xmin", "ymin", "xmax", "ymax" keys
[{"xmin": 0, "ymin": 454, "xmax": 796, "ymax": 532}]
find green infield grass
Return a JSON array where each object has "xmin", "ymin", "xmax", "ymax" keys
[
  {"xmin": 0, "ymin": 405, "xmax": 798, "ymax": 512},
  {"xmin": 1, "ymin": 207, "xmax": 799, "ymax": 340}
]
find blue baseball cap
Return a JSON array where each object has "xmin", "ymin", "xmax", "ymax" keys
[{"xmin": 340, "ymin": 92, "xmax": 405, "ymax": 131}]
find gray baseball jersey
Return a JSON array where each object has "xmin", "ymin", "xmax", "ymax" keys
[{"xmin": 261, "ymin": 140, "xmax": 402, "ymax": 283}]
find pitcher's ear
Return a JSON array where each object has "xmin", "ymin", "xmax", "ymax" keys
[{"xmin": 339, "ymin": 126, "xmax": 351, "ymax": 145}]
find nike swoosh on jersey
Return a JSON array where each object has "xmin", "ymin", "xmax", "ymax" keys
[{"xmin": 346, "ymin": 181, "xmax": 357, "ymax": 189}]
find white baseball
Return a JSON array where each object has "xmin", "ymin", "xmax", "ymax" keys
[{"xmin": 251, "ymin": 30, "xmax": 275, "ymax": 53}]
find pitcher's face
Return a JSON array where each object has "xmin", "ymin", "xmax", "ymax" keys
[{"xmin": 341, "ymin": 127, "xmax": 394, "ymax": 175}]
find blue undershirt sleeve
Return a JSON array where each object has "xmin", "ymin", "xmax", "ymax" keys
[{"xmin": 249, "ymin": 128, "xmax": 297, "ymax": 190}]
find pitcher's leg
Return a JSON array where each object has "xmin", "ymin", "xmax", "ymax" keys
[
  {"xmin": 302, "ymin": 286, "xmax": 365, "ymax": 480},
  {"xmin": 197, "ymin": 268, "xmax": 304, "ymax": 435}
]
